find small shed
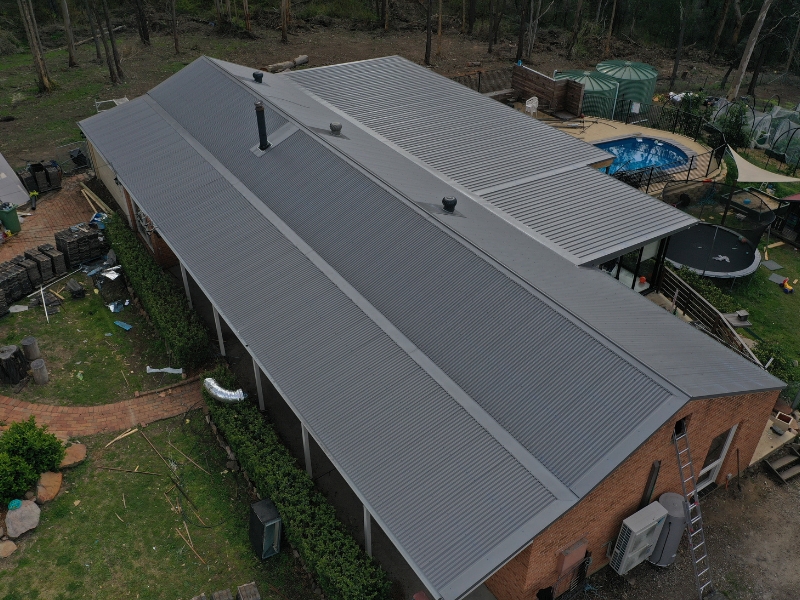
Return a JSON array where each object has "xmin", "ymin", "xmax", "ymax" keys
[
  {"xmin": 0, "ymin": 152, "xmax": 29, "ymax": 207},
  {"xmin": 595, "ymin": 60, "xmax": 658, "ymax": 106},
  {"xmin": 554, "ymin": 70, "xmax": 619, "ymax": 119}
]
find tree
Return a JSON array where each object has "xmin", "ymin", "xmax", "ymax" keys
[
  {"xmin": 488, "ymin": 0, "xmax": 505, "ymax": 53},
  {"xmin": 726, "ymin": 0, "xmax": 775, "ymax": 100},
  {"xmin": 746, "ymin": 40, "xmax": 767, "ymax": 97},
  {"xmin": 786, "ymin": 15, "xmax": 800, "ymax": 72},
  {"xmin": 526, "ymin": 0, "xmax": 553, "ymax": 58},
  {"xmin": 669, "ymin": 1, "xmax": 690, "ymax": 91},
  {"xmin": 604, "ymin": 0, "xmax": 617, "ymax": 56},
  {"xmin": 729, "ymin": 0, "xmax": 746, "ymax": 49},
  {"xmin": 425, "ymin": 0, "xmax": 432, "ymax": 65},
  {"xmin": 467, "ymin": 0, "xmax": 476, "ymax": 34},
  {"xmin": 90, "ymin": 0, "xmax": 118, "ymax": 84},
  {"xmin": 516, "ymin": 0, "xmax": 529, "ymax": 61},
  {"xmin": 85, "ymin": 0, "xmax": 103, "ymax": 59},
  {"xmin": 169, "ymin": 0, "xmax": 178, "ymax": 53},
  {"xmin": 132, "ymin": 0, "xmax": 150, "ymax": 44},
  {"xmin": 436, "ymin": 0, "xmax": 442, "ymax": 57},
  {"xmin": 16, "ymin": 0, "xmax": 53, "ymax": 92},
  {"xmin": 709, "ymin": 0, "xmax": 732, "ymax": 60},
  {"xmin": 100, "ymin": 0, "xmax": 124, "ymax": 79},
  {"xmin": 566, "ymin": 0, "xmax": 584, "ymax": 59},
  {"xmin": 281, "ymin": 0, "xmax": 288, "ymax": 43},
  {"xmin": 59, "ymin": 0, "xmax": 78, "ymax": 67}
]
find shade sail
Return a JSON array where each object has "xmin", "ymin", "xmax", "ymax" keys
[{"xmin": 728, "ymin": 146, "xmax": 800, "ymax": 183}]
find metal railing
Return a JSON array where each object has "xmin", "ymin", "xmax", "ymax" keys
[
  {"xmin": 657, "ymin": 268, "xmax": 761, "ymax": 366},
  {"xmin": 611, "ymin": 144, "xmax": 725, "ymax": 195}
]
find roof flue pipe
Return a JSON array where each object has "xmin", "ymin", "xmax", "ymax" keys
[{"xmin": 254, "ymin": 101, "xmax": 270, "ymax": 151}]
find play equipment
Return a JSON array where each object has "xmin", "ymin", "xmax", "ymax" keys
[{"xmin": 780, "ymin": 278, "xmax": 794, "ymax": 294}]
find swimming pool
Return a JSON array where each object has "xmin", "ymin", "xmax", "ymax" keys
[{"xmin": 595, "ymin": 137, "xmax": 689, "ymax": 174}]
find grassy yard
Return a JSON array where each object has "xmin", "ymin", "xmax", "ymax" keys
[
  {"xmin": 0, "ymin": 273, "xmax": 182, "ymax": 405},
  {"xmin": 0, "ymin": 412, "xmax": 314, "ymax": 600},
  {"xmin": 728, "ymin": 242, "xmax": 800, "ymax": 393}
]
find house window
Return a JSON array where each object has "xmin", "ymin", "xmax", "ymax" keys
[
  {"xmin": 134, "ymin": 203, "xmax": 155, "ymax": 251},
  {"xmin": 696, "ymin": 425, "xmax": 737, "ymax": 491}
]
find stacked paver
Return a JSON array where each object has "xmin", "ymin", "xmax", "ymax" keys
[
  {"xmin": 54, "ymin": 226, "xmax": 107, "ymax": 268},
  {"xmin": 38, "ymin": 244, "xmax": 67, "ymax": 276},
  {"xmin": 24, "ymin": 249, "xmax": 53, "ymax": 281}
]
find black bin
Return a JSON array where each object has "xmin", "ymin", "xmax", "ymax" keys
[{"xmin": 248, "ymin": 499, "xmax": 281, "ymax": 559}]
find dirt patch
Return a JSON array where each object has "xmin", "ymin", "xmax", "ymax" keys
[{"xmin": 589, "ymin": 457, "xmax": 800, "ymax": 600}]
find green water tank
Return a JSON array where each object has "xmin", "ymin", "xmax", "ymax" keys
[
  {"xmin": 595, "ymin": 60, "xmax": 658, "ymax": 107},
  {"xmin": 554, "ymin": 70, "xmax": 620, "ymax": 119}
]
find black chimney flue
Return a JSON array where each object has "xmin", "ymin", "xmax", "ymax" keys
[
  {"xmin": 442, "ymin": 196, "xmax": 457, "ymax": 213},
  {"xmin": 253, "ymin": 71, "xmax": 263, "ymax": 83},
  {"xmin": 254, "ymin": 102, "xmax": 270, "ymax": 151}
]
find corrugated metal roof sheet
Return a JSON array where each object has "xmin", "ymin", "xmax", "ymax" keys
[
  {"xmin": 285, "ymin": 56, "xmax": 698, "ymax": 266},
  {"xmin": 79, "ymin": 93, "xmax": 564, "ymax": 599},
  {"xmin": 79, "ymin": 56, "xmax": 784, "ymax": 600},
  {"xmin": 286, "ymin": 56, "xmax": 611, "ymax": 190},
  {"xmin": 482, "ymin": 167, "xmax": 698, "ymax": 264}
]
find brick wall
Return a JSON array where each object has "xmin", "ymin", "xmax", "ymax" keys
[{"xmin": 486, "ymin": 389, "xmax": 779, "ymax": 600}]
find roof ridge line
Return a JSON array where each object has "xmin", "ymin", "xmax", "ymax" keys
[
  {"xmin": 140, "ymin": 89, "xmax": 579, "ymax": 506},
  {"xmin": 279, "ymin": 69, "xmax": 695, "ymax": 402}
]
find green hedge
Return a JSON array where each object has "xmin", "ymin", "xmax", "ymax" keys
[
  {"xmin": 0, "ymin": 417, "xmax": 64, "ymax": 504},
  {"xmin": 106, "ymin": 215, "xmax": 210, "ymax": 368},
  {"xmin": 202, "ymin": 366, "xmax": 392, "ymax": 600},
  {"xmin": 675, "ymin": 267, "xmax": 740, "ymax": 313}
]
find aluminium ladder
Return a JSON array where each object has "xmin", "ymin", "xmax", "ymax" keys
[{"xmin": 673, "ymin": 430, "xmax": 715, "ymax": 599}]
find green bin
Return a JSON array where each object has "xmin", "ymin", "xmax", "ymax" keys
[{"xmin": 0, "ymin": 204, "xmax": 21, "ymax": 234}]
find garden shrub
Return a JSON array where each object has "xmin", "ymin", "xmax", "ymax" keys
[
  {"xmin": 752, "ymin": 340, "xmax": 797, "ymax": 385},
  {"xmin": 675, "ymin": 267, "xmax": 740, "ymax": 313},
  {"xmin": 0, "ymin": 416, "xmax": 64, "ymax": 475},
  {"xmin": 106, "ymin": 215, "xmax": 211, "ymax": 368},
  {"xmin": 202, "ymin": 366, "xmax": 391, "ymax": 600},
  {"xmin": 0, "ymin": 453, "xmax": 37, "ymax": 505}
]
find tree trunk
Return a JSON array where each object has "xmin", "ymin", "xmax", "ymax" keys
[
  {"xmin": 243, "ymin": 0, "xmax": 251, "ymax": 31},
  {"xmin": 0, "ymin": 345, "xmax": 29, "ymax": 385},
  {"xmin": 225, "ymin": 0, "xmax": 231, "ymax": 21},
  {"xmin": 730, "ymin": 0, "xmax": 744, "ymax": 48},
  {"xmin": 721, "ymin": 61, "xmax": 735, "ymax": 89},
  {"xmin": 17, "ymin": 0, "xmax": 54, "ymax": 92},
  {"xmin": 786, "ymin": 17, "xmax": 800, "ymax": 73},
  {"xmin": 726, "ymin": 0, "xmax": 774, "ymax": 100},
  {"xmin": 594, "ymin": 0, "xmax": 604, "ymax": 23},
  {"xmin": 281, "ymin": 0, "xmax": 288, "ymax": 43},
  {"xmin": 101, "ymin": 0, "xmax": 124, "ymax": 79},
  {"xmin": 487, "ymin": 0, "xmax": 496, "ymax": 52},
  {"xmin": 85, "ymin": 0, "xmax": 102, "ymax": 59},
  {"xmin": 526, "ymin": 0, "xmax": 540, "ymax": 58},
  {"xmin": 488, "ymin": 0, "xmax": 504, "ymax": 51},
  {"xmin": 133, "ymin": 0, "xmax": 150, "ymax": 44},
  {"xmin": 566, "ymin": 0, "xmax": 584, "ymax": 59},
  {"xmin": 171, "ymin": 0, "xmax": 178, "ymax": 53},
  {"xmin": 437, "ymin": 0, "xmax": 442, "ymax": 56},
  {"xmin": 708, "ymin": 0, "xmax": 731, "ymax": 60},
  {"xmin": 385, "ymin": 0, "xmax": 389, "ymax": 30},
  {"xmin": 467, "ymin": 0, "xmax": 476, "ymax": 34},
  {"xmin": 604, "ymin": 0, "xmax": 617, "ymax": 56},
  {"xmin": 59, "ymin": 0, "xmax": 78, "ymax": 67},
  {"xmin": 669, "ymin": 1, "xmax": 688, "ymax": 92},
  {"xmin": 516, "ymin": 0, "xmax": 528, "ymax": 61},
  {"xmin": 425, "ymin": 0, "xmax": 432, "ymax": 64},
  {"xmin": 746, "ymin": 40, "xmax": 767, "ymax": 97},
  {"xmin": 90, "ymin": 0, "xmax": 119, "ymax": 84}
]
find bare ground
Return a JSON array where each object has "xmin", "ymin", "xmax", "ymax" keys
[
  {"xmin": 2, "ymin": 17, "xmax": 800, "ymax": 167},
  {"xmin": 590, "ymin": 456, "xmax": 800, "ymax": 600}
]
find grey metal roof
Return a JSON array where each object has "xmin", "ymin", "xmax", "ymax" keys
[
  {"xmin": 286, "ymin": 56, "xmax": 697, "ymax": 265},
  {"xmin": 79, "ymin": 56, "xmax": 783, "ymax": 600},
  {"xmin": 0, "ymin": 153, "xmax": 29, "ymax": 206},
  {"xmin": 481, "ymin": 166, "xmax": 697, "ymax": 265}
]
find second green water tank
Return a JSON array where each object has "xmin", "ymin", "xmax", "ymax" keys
[
  {"xmin": 554, "ymin": 70, "xmax": 620, "ymax": 119},
  {"xmin": 595, "ymin": 60, "xmax": 658, "ymax": 107}
]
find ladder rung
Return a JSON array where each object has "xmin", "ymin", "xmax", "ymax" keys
[
  {"xmin": 690, "ymin": 529, "xmax": 703, "ymax": 536},
  {"xmin": 691, "ymin": 516, "xmax": 703, "ymax": 525},
  {"xmin": 695, "ymin": 555, "xmax": 708, "ymax": 564},
  {"xmin": 683, "ymin": 476, "xmax": 694, "ymax": 483},
  {"xmin": 700, "ymin": 581, "xmax": 713, "ymax": 590},
  {"xmin": 679, "ymin": 447, "xmax": 689, "ymax": 454},
  {"xmin": 693, "ymin": 542, "xmax": 706, "ymax": 551},
  {"xmin": 697, "ymin": 568, "xmax": 710, "ymax": 577}
]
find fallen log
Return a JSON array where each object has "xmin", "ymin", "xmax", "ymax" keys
[
  {"xmin": 48, "ymin": 26, "xmax": 125, "ymax": 52},
  {"xmin": 262, "ymin": 54, "xmax": 308, "ymax": 73}
]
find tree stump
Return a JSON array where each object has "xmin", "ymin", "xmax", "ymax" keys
[
  {"xmin": 31, "ymin": 359, "xmax": 48, "ymax": 385},
  {"xmin": 21, "ymin": 337, "xmax": 41, "ymax": 361},
  {"xmin": 0, "ymin": 346, "xmax": 29, "ymax": 385}
]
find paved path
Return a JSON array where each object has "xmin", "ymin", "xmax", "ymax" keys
[
  {"xmin": 0, "ymin": 174, "xmax": 95, "ymax": 263},
  {"xmin": 0, "ymin": 376, "xmax": 204, "ymax": 439}
]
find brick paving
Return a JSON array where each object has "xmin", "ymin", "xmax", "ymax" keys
[
  {"xmin": 0, "ymin": 376, "xmax": 205, "ymax": 439},
  {"xmin": 0, "ymin": 173, "xmax": 96, "ymax": 263}
]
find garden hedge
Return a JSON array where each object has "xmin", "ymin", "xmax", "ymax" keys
[
  {"xmin": 202, "ymin": 366, "xmax": 392, "ymax": 600},
  {"xmin": 0, "ymin": 417, "xmax": 64, "ymax": 504},
  {"xmin": 106, "ymin": 215, "xmax": 210, "ymax": 368}
]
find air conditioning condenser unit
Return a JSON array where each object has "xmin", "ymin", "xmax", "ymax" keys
[{"xmin": 609, "ymin": 501, "xmax": 668, "ymax": 575}]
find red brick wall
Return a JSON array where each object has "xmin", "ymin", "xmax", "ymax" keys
[
  {"xmin": 486, "ymin": 389, "xmax": 779, "ymax": 600},
  {"xmin": 151, "ymin": 230, "xmax": 179, "ymax": 268}
]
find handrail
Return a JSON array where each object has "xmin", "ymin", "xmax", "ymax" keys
[{"xmin": 658, "ymin": 268, "xmax": 761, "ymax": 366}]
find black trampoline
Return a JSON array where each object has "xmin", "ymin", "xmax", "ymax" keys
[{"xmin": 666, "ymin": 223, "xmax": 761, "ymax": 278}]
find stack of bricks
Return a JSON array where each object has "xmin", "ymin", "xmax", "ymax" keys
[
  {"xmin": 13, "ymin": 256, "xmax": 41, "ymax": 288},
  {"xmin": 0, "ymin": 290, "xmax": 8, "ymax": 317},
  {"xmin": 38, "ymin": 244, "xmax": 66, "ymax": 276},
  {"xmin": 0, "ymin": 262, "xmax": 30, "ymax": 302},
  {"xmin": 24, "ymin": 249, "xmax": 53, "ymax": 281},
  {"xmin": 54, "ymin": 226, "xmax": 108, "ymax": 268}
]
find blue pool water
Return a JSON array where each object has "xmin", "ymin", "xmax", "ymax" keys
[{"xmin": 595, "ymin": 137, "xmax": 689, "ymax": 174}]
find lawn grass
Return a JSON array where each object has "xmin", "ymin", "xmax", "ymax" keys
[
  {"xmin": 0, "ymin": 273, "xmax": 182, "ymax": 405},
  {"xmin": 728, "ymin": 242, "xmax": 800, "ymax": 393},
  {"xmin": 0, "ymin": 412, "xmax": 315, "ymax": 600}
]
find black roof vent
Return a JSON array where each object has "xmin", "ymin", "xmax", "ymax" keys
[
  {"xmin": 253, "ymin": 71, "xmax": 264, "ymax": 83},
  {"xmin": 442, "ymin": 197, "xmax": 457, "ymax": 213},
  {"xmin": 329, "ymin": 122, "xmax": 342, "ymax": 135},
  {"xmin": 254, "ymin": 102, "xmax": 270, "ymax": 151}
]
